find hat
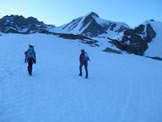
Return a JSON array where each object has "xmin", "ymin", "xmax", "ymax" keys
[
  {"xmin": 81, "ymin": 49, "xmax": 85, "ymax": 53},
  {"xmin": 29, "ymin": 44, "xmax": 34, "ymax": 48}
]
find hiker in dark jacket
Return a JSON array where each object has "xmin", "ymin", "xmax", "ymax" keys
[
  {"xmin": 79, "ymin": 49, "xmax": 90, "ymax": 79},
  {"xmin": 25, "ymin": 45, "xmax": 36, "ymax": 76}
]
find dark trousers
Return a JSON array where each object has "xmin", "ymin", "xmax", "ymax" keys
[
  {"xmin": 79, "ymin": 61, "xmax": 88, "ymax": 78},
  {"xmin": 27, "ymin": 58, "xmax": 33, "ymax": 75}
]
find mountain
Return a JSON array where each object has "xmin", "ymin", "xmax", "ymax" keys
[
  {"xmin": 0, "ymin": 15, "xmax": 55, "ymax": 34},
  {"xmin": 52, "ymin": 12, "xmax": 162, "ymax": 58},
  {"xmin": 0, "ymin": 13, "xmax": 162, "ymax": 59},
  {"xmin": 52, "ymin": 12, "xmax": 129, "ymax": 37}
]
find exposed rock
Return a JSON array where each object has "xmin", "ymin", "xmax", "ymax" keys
[
  {"xmin": 116, "ymin": 26, "xmax": 128, "ymax": 33},
  {"xmin": 0, "ymin": 15, "xmax": 55, "ymax": 34},
  {"xmin": 40, "ymin": 30, "xmax": 99, "ymax": 47},
  {"xmin": 63, "ymin": 17, "xmax": 82, "ymax": 31},
  {"xmin": 134, "ymin": 24, "xmax": 145, "ymax": 34},
  {"xmin": 147, "ymin": 56, "xmax": 162, "ymax": 61},
  {"xmin": 145, "ymin": 24, "xmax": 156, "ymax": 42},
  {"xmin": 103, "ymin": 47, "xmax": 122, "ymax": 54},
  {"xmin": 111, "ymin": 23, "xmax": 156, "ymax": 55},
  {"xmin": 82, "ymin": 20, "xmax": 107, "ymax": 37},
  {"xmin": 87, "ymin": 12, "xmax": 99, "ymax": 18}
]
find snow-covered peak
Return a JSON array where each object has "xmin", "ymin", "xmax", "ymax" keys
[
  {"xmin": 81, "ymin": 12, "xmax": 130, "ymax": 32},
  {"xmin": 52, "ymin": 12, "xmax": 129, "ymax": 37},
  {"xmin": 86, "ymin": 12, "xmax": 99, "ymax": 18}
]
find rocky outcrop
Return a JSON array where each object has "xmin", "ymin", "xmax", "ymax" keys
[
  {"xmin": 145, "ymin": 24, "xmax": 156, "ymax": 42},
  {"xmin": 111, "ymin": 24, "xmax": 156, "ymax": 55},
  {"xmin": 40, "ymin": 30, "xmax": 99, "ymax": 47},
  {"xmin": 80, "ymin": 12, "xmax": 107, "ymax": 36},
  {"xmin": 103, "ymin": 47, "xmax": 122, "ymax": 54},
  {"xmin": 82, "ymin": 20, "xmax": 107, "ymax": 37},
  {"xmin": 0, "ymin": 15, "xmax": 55, "ymax": 34}
]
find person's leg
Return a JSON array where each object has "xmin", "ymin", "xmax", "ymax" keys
[
  {"xmin": 28, "ymin": 58, "xmax": 33, "ymax": 75},
  {"xmin": 84, "ymin": 61, "xmax": 88, "ymax": 78},
  {"xmin": 28, "ymin": 63, "xmax": 30, "ymax": 75},
  {"xmin": 29, "ymin": 63, "xmax": 33, "ymax": 75},
  {"xmin": 79, "ymin": 62, "xmax": 83, "ymax": 76}
]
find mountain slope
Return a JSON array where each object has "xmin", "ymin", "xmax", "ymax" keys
[
  {"xmin": 52, "ymin": 12, "xmax": 129, "ymax": 37},
  {"xmin": 0, "ymin": 34, "xmax": 162, "ymax": 122}
]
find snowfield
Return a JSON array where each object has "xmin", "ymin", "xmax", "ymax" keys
[{"xmin": 0, "ymin": 34, "xmax": 162, "ymax": 122}]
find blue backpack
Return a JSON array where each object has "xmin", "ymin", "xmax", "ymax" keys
[
  {"xmin": 27, "ymin": 48, "xmax": 35, "ymax": 59},
  {"xmin": 83, "ymin": 52, "xmax": 89, "ymax": 61}
]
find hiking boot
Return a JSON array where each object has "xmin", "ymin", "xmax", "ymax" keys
[
  {"xmin": 29, "ymin": 72, "xmax": 32, "ymax": 76},
  {"xmin": 79, "ymin": 73, "xmax": 82, "ymax": 76}
]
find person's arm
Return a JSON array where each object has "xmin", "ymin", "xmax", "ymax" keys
[
  {"xmin": 24, "ymin": 51, "xmax": 28, "ymax": 63},
  {"xmin": 34, "ymin": 51, "xmax": 36, "ymax": 59},
  {"xmin": 88, "ymin": 56, "xmax": 91, "ymax": 62},
  {"xmin": 34, "ymin": 51, "xmax": 36, "ymax": 64},
  {"xmin": 25, "ymin": 56, "xmax": 27, "ymax": 63},
  {"xmin": 79, "ymin": 54, "xmax": 82, "ymax": 62}
]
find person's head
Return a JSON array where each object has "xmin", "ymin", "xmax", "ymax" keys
[
  {"xmin": 81, "ymin": 49, "xmax": 85, "ymax": 53},
  {"xmin": 29, "ymin": 44, "xmax": 34, "ymax": 48}
]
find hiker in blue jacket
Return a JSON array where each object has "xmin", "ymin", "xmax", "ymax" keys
[{"xmin": 25, "ymin": 45, "xmax": 36, "ymax": 76}]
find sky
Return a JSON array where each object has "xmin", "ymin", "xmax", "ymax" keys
[{"xmin": 0, "ymin": 0, "xmax": 161, "ymax": 27}]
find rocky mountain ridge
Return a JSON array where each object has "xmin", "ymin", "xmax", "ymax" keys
[
  {"xmin": 0, "ymin": 15, "xmax": 55, "ymax": 34},
  {"xmin": 0, "ymin": 13, "xmax": 161, "ymax": 58}
]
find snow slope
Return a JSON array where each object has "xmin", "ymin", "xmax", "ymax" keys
[
  {"xmin": 144, "ymin": 21, "xmax": 162, "ymax": 57},
  {"xmin": 0, "ymin": 34, "xmax": 162, "ymax": 122}
]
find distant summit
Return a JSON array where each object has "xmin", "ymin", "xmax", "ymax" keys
[
  {"xmin": 53, "ymin": 12, "xmax": 129, "ymax": 37},
  {"xmin": 0, "ymin": 15, "xmax": 55, "ymax": 34},
  {"xmin": 86, "ymin": 12, "xmax": 99, "ymax": 18}
]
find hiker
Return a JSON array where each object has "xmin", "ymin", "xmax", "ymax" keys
[
  {"xmin": 79, "ymin": 49, "xmax": 90, "ymax": 79},
  {"xmin": 25, "ymin": 45, "xmax": 36, "ymax": 76}
]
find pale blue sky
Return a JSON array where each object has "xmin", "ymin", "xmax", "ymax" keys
[{"xmin": 0, "ymin": 0, "xmax": 161, "ymax": 27}]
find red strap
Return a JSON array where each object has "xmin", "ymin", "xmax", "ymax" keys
[
  {"xmin": 79, "ymin": 54, "xmax": 83, "ymax": 62},
  {"xmin": 24, "ymin": 51, "xmax": 28, "ymax": 56}
]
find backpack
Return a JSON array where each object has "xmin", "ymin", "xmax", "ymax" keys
[
  {"xmin": 83, "ymin": 52, "xmax": 89, "ymax": 61},
  {"xmin": 27, "ymin": 48, "xmax": 35, "ymax": 59}
]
